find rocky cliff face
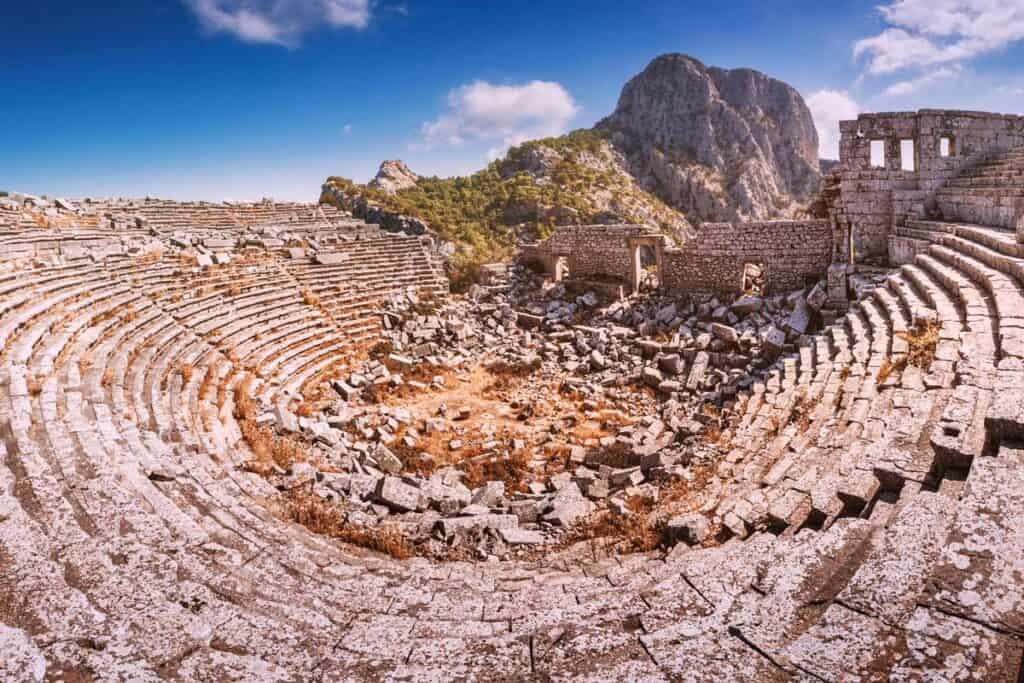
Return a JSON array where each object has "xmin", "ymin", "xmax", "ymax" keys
[
  {"xmin": 597, "ymin": 54, "xmax": 821, "ymax": 224},
  {"xmin": 368, "ymin": 160, "xmax": 419, "ymax": 193}
]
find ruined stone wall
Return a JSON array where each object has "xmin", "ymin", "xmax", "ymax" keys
[
  {"xmin": 662, "ymin": 220, "xmax": 833, "ymax": 295},
  {"xmin": 543, "ymin": 224, "xmax": 661, "ymax": 281},
  {"xmin": 835, "ymin": 110, "xmax": 1024, "ymax": 262},
  {"xmin": 518, "ymin": 243, "xmax": 553, "ymax": 273}
]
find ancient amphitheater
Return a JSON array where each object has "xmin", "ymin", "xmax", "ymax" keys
[{"xmin": 2, "ymin": 110, "xmax": 1023, "ymax": 682}]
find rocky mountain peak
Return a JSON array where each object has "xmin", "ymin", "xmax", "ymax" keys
[
  {"xmin": 597, "ymin": 53, "xmax": 821, "ymax": 223},
  {"xmin": 368, "ymin": 159, "xmax": 419, "ymax": 193}
]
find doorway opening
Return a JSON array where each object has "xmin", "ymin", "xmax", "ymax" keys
[
  {"xmin": 742, "ymin": 262, "xmax": 766, "ymax": 295},
  {"xmin": 632, "ymin": 243, "xmax": 660, "ymax": 292}
]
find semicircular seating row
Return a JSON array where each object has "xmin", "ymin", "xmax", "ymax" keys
[{"xmin": 1, "ymin": 203, "xmax": 1022, "ymax": 680}]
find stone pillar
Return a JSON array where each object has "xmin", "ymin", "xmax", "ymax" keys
[{"xmin": 827, "ymin": 263, "xmax": 849, "ymax": 306}]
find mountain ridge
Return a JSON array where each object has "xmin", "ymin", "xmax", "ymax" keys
[{"xmin": 322, "ymin": 53, "xmax": 822, "ymax": 287}]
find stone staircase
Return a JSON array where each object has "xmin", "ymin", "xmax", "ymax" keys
[
  {"xmin": 1, "ymin": 208, "xmax": 1023, "ymax": 679},
  {"xmin": 933, "ymin": 146, "xmax": 1024, "ymax": 233}
]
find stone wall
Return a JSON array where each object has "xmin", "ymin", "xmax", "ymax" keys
[
  {"xmin": 662, "ymin": 220, "xmax": 833, "ymax": 295},
  {"xmin": 523, "ymin": 220, "xmax": 833, "ymax": 297},
  {"xmin": 539, "ymin": 224, "xmax": 663, "ymax": 282},
  {"xmin": 834, "ymin": 110, "xmax": 1024, "ymax": 262}
]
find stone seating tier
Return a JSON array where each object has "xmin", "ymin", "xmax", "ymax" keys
[{"xmin": 1, "ymin": 212, "xmax": 1023, "ymax": 679}]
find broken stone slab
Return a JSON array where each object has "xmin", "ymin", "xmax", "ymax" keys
[
  {"xmin": 655, "ymin": 304, "xmax": 677, "ymax": 324},
  {"xmin": 387, "ymin": 353, "xmax": 415, "ymax": 370},
  {"xmin": 710, "ymin": 323, "xmax": 739, "ymax": 346},
  {"xmin": 499, "ymin": 527, "xmax": 544, "ymax": 545},
  {"xmin": 470, "ymin": 481, "xmax": 505, "ymax": 507},
  {"xmin": 657, "ymin": 380, "xmax": 682, "ymax": 394},
  {"xmin": 762, "ymin": 326, "xmax": 786, "ymax": 358},
  {"xmin": 274, "ymin": 406, "xmax": 299, "ymax": 433},
  {"xmin": 642, "ymin": 367, "xmax": 663, "ymax": 388},
  {"xmin": 372, "ymin": 445, "xmax": 403, "ymax": 475},
  {"xmin": 788, "ymin": 300, "xmax": 813, "ymax": 335},
  {"xmin": 308, "ymin": 421, "xmax": 341, "ymax": 447},
  {"xmin": 315, "ymin": 252, "xmax": 346, "ymax": 265},
  {"xmin": 658, "ymin": 354, "xmax": 685, "ymax": 375},
  {"xmin": 730, "ymin": 295, "xmax": 763, "ymax": 315},
  {"xmin": 685, "ymin": 352, "xmax": 710, "ymax": 392},
  {"xmin": 349, "ymin": 473, "xmax": 382, "ymax": 500},
  {"xmin": 516, "ymin": 312, "xmax": 544, "ymax": 330},
  {"xmin": 434, "ymin": 513, "xmax": 518, "ymax": 539},
  {"xmin": 332, "ymin": 380, "xmax": 359, "ymax": 401},
  {"xmin": 542, "ymin": 482, "xmax": 595, "ymax": 527},
  {"xmin": 375, "ymin": 476, "xmax": 422, "ymax": 513},
  {"xmin": 509, "ymin": 499, "xmax": 541, "ymax": 523},
  {"xmin": 806, "ymin": 282, "xmax": 828, "ymax": 310},
  {"xmin": 665, "ymin": 513, "xmax": 709, "ymax": 546},
  {"xmin": 609, "ymin": 467, "xmax": 644, "ymax": 488}
]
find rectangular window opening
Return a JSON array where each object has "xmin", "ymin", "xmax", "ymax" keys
[
  {"xmin": 939, "ymin": 137, "xmax": 953, "ymax": 157},
  {"xmin": 900, "ymin": 139, "xmax": 915, "ymax": 171},
  {"xmin": 870, "ymin": 140, "xmax": 886, "ymax": 168}
]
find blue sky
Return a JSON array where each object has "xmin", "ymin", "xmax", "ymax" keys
[{"xmin": 3, "ymin": 1, "xmax": 1023, "ymax": 202}]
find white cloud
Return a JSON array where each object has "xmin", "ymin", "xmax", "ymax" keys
[
  {"xmin": 806, "ymin": 90, "xmax": 860, "ymax": 160},
  {"xmin": 185, "ymin": 0, "xmax": 370, "ymax": 47},
  {"xmin": 882, "ymin": 65, "xmax": 962, "ymax": 96},
  {"xmin": 416, "ymin": 80, "xmax": 580, "ymax": 157},
  {"xmin": 997, "ymin": 84, "xmax": 1024, "ymax": 95},
  {"xmin": 854, "ymin": 0, "xmax": 1024, "ymax": 75}
]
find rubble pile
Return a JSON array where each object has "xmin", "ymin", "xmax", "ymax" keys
[{"xmin": 256, "ymin": 265, "xmax": 834, "ymax": 560}]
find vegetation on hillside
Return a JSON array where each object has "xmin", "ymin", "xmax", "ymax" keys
[{"xmin": 322, "ymin": 129, "xmax": 687, "ymax": 290}]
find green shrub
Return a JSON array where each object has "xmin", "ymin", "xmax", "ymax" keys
[{"xmin": 323, "ymin": 128, "xmax": 683, "ymax": 291}]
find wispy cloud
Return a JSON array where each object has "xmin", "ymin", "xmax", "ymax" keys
[
  {"xmin": 882, "ymin": 64, "xmax": 962, "ymax": 96},
  {"xmin": 414, "ymin": 80, "xmax": 580, "ymax": 159},
  {"xmin": 854, "ymin": 0, "xmax": 1024, "ymax": 75},
  {"xmin": 185, "ymin": 0, "xmax": 371, "ymax": 47},
  {"xmin": 806, "ymin": 90, "xmax": 860, "ymax": 160}
]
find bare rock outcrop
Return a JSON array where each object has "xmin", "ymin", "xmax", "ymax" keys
[
  {"xmin": 597, "ymin": 53, "xmax": 821, "ymax": 224},
  {"xmin": 368, "ymin": 159, "xmax": 419, "ymax": 193}
]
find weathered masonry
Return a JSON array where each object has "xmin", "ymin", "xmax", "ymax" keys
[
  {"xmin": 830, "ymin": 109, "xmax": 1024, "ymax": 264},
  {"xmin": 522, "ymin": 220, "xmax": 834, "ymax": 296}
]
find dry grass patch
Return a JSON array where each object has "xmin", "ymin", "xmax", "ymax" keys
[
  {"xmin": 899, "ymin": 317, "xmax": 940, "ymax": 370},
  {"xmin": 300, "ymin": 287, "xmax": 321, "ymax": 308},
  {"xmin": 876, "ymin": 357, "xmax": 896, "ymax": 387},
  {"xmin": 282, "ymin": 489, "xmax": 413, "ymax": 560},
  {"xmin": 789, "ymin": 394, "xmax": 814, "ymax": 434},
  {"xmin": 877, "ymin": 318, "xmax": 940, "ymax": 387},
  {"xmin": 566, "ymin": 465, "xmax": 716, "ymax": 555},
  {"xmin": 567, "ymin": 496, "xmax": 664, "ymax": 554},
  {"xmin": 234, "ymin": 376, "xmax": 309, "ymax": 471},
  {"xmin": 485, "ymin": 356, "xmax": 542, "ymax": 378},
  {"xmin": 460, "ymin": 447, "xmax": 532, "ymax": 494}
]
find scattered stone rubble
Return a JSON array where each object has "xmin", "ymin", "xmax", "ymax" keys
[{"xmin": 256, "ymin": 263, "xmax": 834, "ymax": 560}]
